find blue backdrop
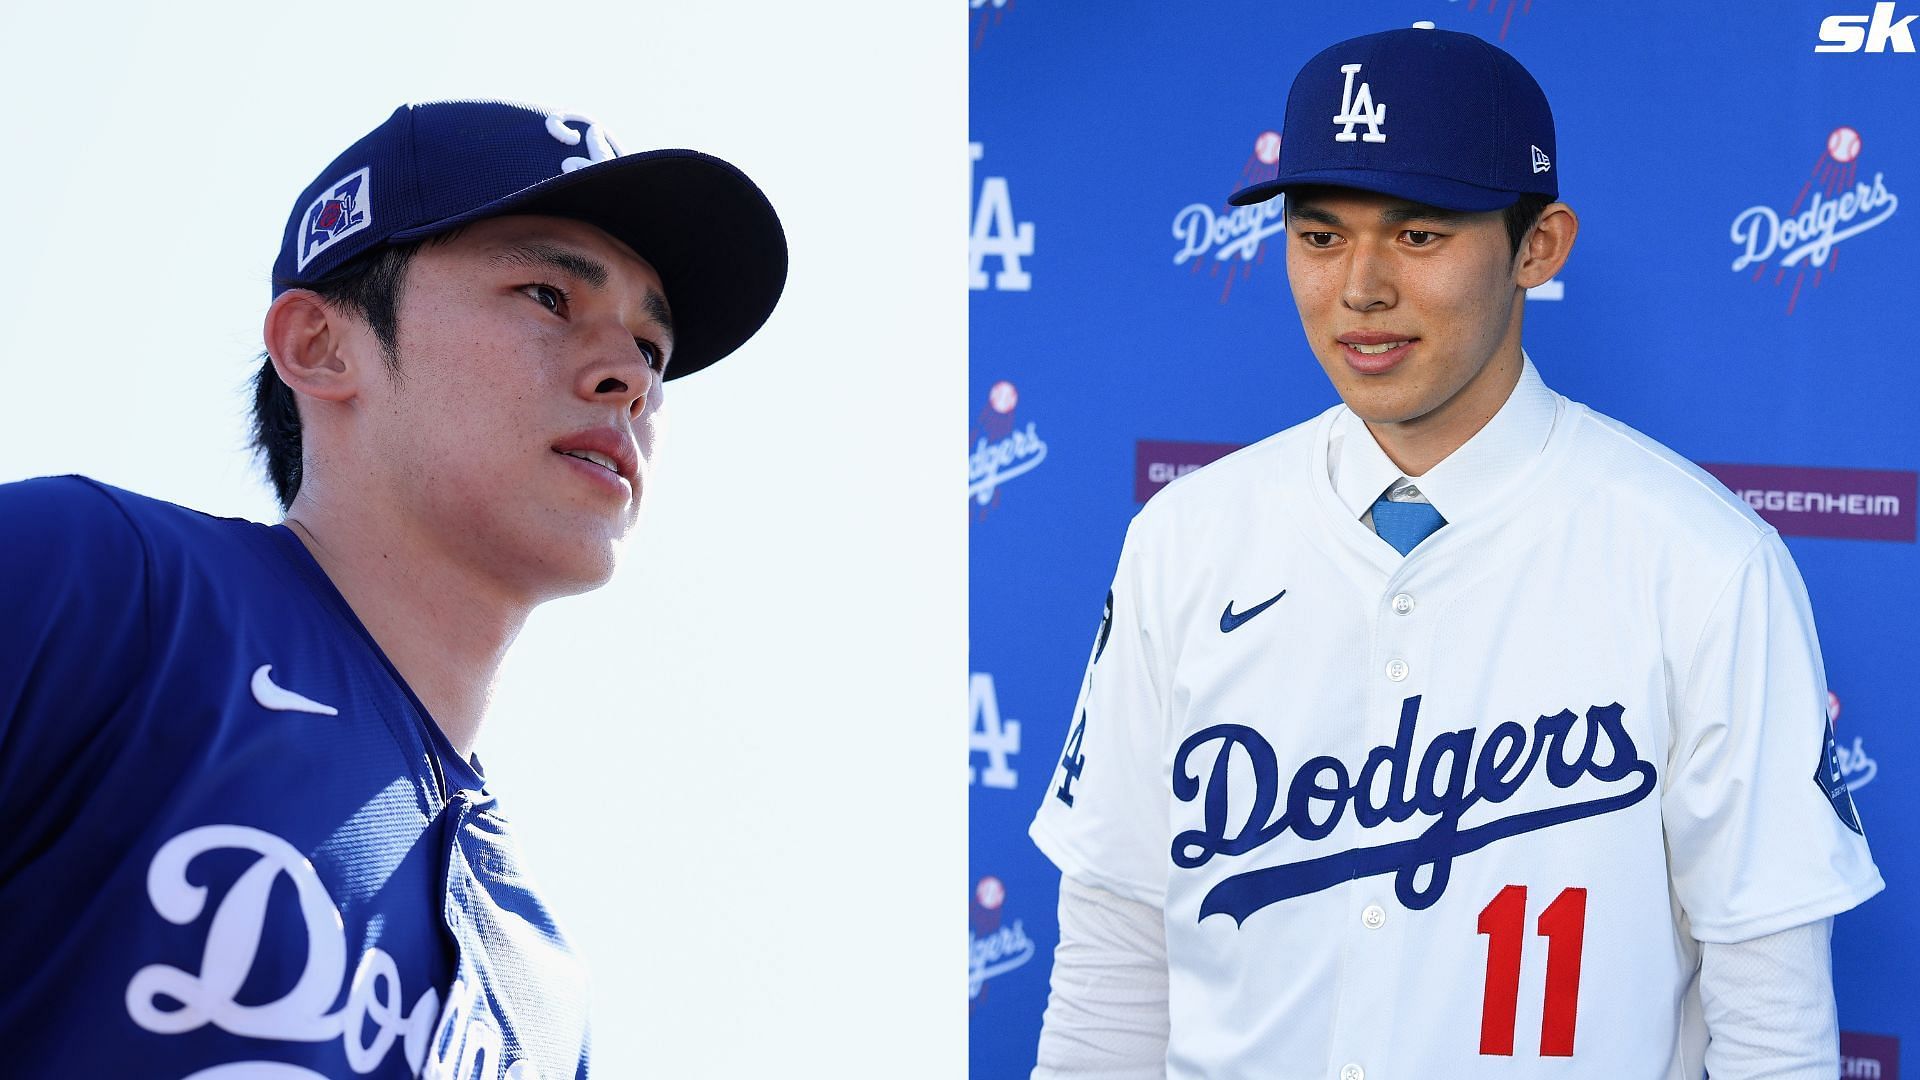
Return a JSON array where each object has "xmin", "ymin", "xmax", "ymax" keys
[{"xmin": 969, "ymin": 2, "xmax": 1919, "ymax": 1077}]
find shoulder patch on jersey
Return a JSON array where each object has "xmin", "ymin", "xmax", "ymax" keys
[
  {"xmin": 1093, "ymin": 590, "xmax": 1113, "ymax": 664},
  {"xmin": 1815, "ymin": 715, "xmax": 1865, "ymax": 835}
]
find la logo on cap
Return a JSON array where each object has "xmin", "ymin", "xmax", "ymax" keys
[{"xmin": 1333, "ymin": 63, "xmax": 1387, "ymax": 144}]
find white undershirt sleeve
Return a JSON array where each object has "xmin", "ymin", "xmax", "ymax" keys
[
  {"xmin": 1698, "ymin": 917, "xmax": 1838, "ymax": 1080},
  {"xmin": 1031, "ymin": 874, "xmax": 1170, "ymax": 1080}
]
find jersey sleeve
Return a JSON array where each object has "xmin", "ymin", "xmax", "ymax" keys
[
  {"xmin": 0, "ymin": 477, "xmax": 153, "ymax": 860},
  {"xmin": 1030, "ymin": 520, "xmax": 1170, "ymax": 908},
  {"xmin": 1662, "ymin": 531, "xmax": 1884, "ymax": 943}
]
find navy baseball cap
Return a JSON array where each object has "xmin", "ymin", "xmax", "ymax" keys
[
  {"xmin": 1229, "ymin": 27, "xmax": 1557, "ymax": 212},
  {"xmin": 273, "ymin": 100, "xmax": 787, "ymax": 380}
]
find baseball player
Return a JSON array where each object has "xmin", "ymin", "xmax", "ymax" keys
[
  {"xmin": 1029, "ymin": 28, "xmax": 1882, "ymax": 1080},
  {"xmin": 0, "ymin": 101, "xmax": 784, "ymax": 1077}
]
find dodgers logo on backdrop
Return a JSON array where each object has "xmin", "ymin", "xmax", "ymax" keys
[
  {"xmin": 970, "ymin": 0, "xmax": 1010, "ymax": 50},
  {"xmin": 1173, "ymin": 695, "xmax": 1659, "ymax": 924},
  {"xmin": 1459, "ymin": 0, "xmax": 1539, "ymax": 42},
  {"xmin": 1829, "ymin": 691, "xmax": 1879, "ymax": 793},
  {"xmin": 1728, "ymin": 126, "xmax": 1899, "ymax": 314},
  {"xmin": 969, "ymin": 380, "xmax": 1047, "ymax": 518},
  {"xmin": 297, "ymin": 168, "xmax": 372, "ymax": 272},
  {"xmin": 969, "ymin": 875, "xmax": 1035, "ymax": 1007},
  {"xmin": 1171, "ymin": 132, "xmax": 1288, "ymax": 303}
]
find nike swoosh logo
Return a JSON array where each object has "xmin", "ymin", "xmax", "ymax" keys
[
  {"xmin": 1220, "ymin": 590, "xmax": 1287, "ymax": 633},
  {"xmin": 251, "ymin": 664, "xmax": 340, "ymax": 716}
]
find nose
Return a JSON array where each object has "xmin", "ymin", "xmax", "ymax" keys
[
  {"xmin": 1340, "ymin": 246, "xmax": 1396, "ymax": 312},
  {"xmin": 576, "ymin": 328, "xmax": 661, "ymax": 420}
]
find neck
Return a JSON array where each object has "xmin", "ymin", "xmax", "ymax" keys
[
  {"xmin": 1366, "ymin": 316, "xmax": 1526, "ymax": 477},
  {"xmin": 283, "ymin": 494, "xmax": 527, "ymax": 758}
]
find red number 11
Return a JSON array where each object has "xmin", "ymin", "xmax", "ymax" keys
[{"xmin": 1476, "ymin": 885, "xmax": 1588, "ymax": 1057}]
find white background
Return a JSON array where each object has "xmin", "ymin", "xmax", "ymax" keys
[{"xmin": 0, "ymin": 2, "xmax": 963, "ymax": 1075}]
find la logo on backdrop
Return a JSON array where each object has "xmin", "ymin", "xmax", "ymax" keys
[
  {"xmin": 1729, "ymin": 125, "xmax": 1900, "ymax": 314},
  {"xmin": 969, "ymin": 380, "xmax": 1048, "ymax": 521}
]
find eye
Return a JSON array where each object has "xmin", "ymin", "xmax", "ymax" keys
[
  {"xmin": 1299, "ymin": 231, "xmax": 1339, "ymax": 248},
  {"xmin": 523, "ymin": 283, "xmax": 571, "ymax": 315},
  {"xmin": 1403, "ymin": 230, "xmax": 1438, "ymax": 247},
  {"xmin": 636, "ymin": 338, "xmax": 667, "ymax": 374}
]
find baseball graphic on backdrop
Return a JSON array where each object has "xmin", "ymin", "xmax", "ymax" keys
[{"xmin": 1827, "ymin": 126, "xmax": 1861, "ymax": 164}]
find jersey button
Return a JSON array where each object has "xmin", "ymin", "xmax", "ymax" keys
[
  {"xmin": 1385, "ymin": 658, "xmax": 1409, "ymax": 682},
  {"xmin": 1340, "ymin": 1065, "xmax": 1365, "ymax": 1080},
  {"xmin": 1361, "ymin": 904, "xmax": 1386, "ymax": 929},
  {"xmin": 1391, "ymin": 592, "xmax": 1414, "ymax": 615}
]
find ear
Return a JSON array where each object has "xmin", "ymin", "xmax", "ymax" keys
[
  {"xmin": 263, "ymin": 290, "xmax": 365, "ymax": 405},
  {"xmin": 1514, "ymin": 203, "xmax": 1578, "ymax": 290}
]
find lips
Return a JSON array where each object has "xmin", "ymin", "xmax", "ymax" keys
[
  {"xmin": 1336, "ymin": 332, "xmax": 1417, "ymax": 374},
  {"xmin": 551, "ymin": 427, "xmax": 640, "ymax": 491}
]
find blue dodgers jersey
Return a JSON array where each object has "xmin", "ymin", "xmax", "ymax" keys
[{"xmin": 0, "ymin": 477, "xmax": 590, "ymax": 1078}]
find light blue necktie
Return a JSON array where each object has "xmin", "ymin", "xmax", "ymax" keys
[{"xmin": 1371, "ymin": 495, "xmax": 1446, "ymax": 556}]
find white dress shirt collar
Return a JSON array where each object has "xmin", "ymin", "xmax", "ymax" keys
[{"xmin": 1327, "ymin": 353, "xmax": 1560, "ymax": 524}]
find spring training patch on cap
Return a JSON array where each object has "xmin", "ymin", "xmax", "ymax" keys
[{"xmin": 297, "ymin": 167, "xmax": 372, "ymax": 272}]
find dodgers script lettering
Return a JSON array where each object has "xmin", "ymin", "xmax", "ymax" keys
[{"xmin": 1171, "ymin": 696, "xmax": 1658, "ymax": 924}]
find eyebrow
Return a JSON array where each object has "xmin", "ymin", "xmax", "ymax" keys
[
  {"xmin": 495, "ymin": 242, "xmax": 609, "ymax": 288},
  {"xmin": 1287, "ymin": 200, "xmax": 1476, "ymax": 227},
  {"xmin": 493, "ymin": 242, "xmax": 676, "ymax": 341}
]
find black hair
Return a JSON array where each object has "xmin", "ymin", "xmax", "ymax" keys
[
  {"xmin": 1501, "ymin": 193, "xmax": 1557, "ymax": 260},
  {"xmin": 250, "ymin": 232, "xmax": 459, "ymax": 510}
]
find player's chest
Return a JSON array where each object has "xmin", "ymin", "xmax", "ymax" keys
[{"xmin": 1154, "ymin": 555, "xmax": 1672, "ymax": 920}]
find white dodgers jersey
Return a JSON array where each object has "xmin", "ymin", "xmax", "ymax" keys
[{"xmin": 1030, "ymin": 380, "xmax": 1882, "ymax": 1079}]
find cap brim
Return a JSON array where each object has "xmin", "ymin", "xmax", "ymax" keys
[
  {"xmin": 1228, "ymin": 170, "xmax": 1523, "ymax": 213},
  {"xmin": 391, "ymin": 149, "xmax": 786, "ymax": 381}
]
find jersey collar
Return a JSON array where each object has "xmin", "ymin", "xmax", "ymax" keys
[{"xmin": 1327, "ymin": 352, "xmax": 1559, "ymax": 525}]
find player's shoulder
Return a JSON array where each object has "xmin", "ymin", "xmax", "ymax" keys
[
  {"xmin": 0, "ymin": 475, "xmax": 270, "ymax": 573},
  {"xmin": 1562, "ymin": 402, "xmax": 1775, "ymax": 556},
  {"xmin": 1131, "ymin": 406, "xmax": 1332, "ymax": 535}
]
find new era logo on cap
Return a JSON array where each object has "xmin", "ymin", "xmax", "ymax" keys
[
  {"xmin": 1532, "ymin": 145, "xmax": 1552, "ymax": 174},
  {"xmin": 296, "ymin": 167, "xmax": 371, "ymax": 272}
]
